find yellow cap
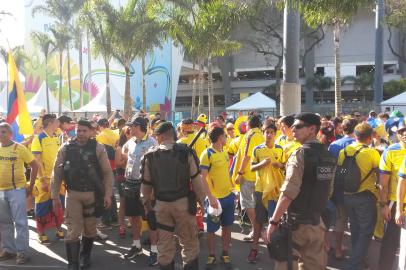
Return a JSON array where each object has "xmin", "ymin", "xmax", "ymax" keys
[{"xmin": 196, "ymin": 114, "xmax": 208, "ymax": 124}]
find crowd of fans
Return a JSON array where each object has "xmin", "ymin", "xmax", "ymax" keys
[{"xmin": 1, "ymin": 108, "xmax": 406, "ymax": 269}]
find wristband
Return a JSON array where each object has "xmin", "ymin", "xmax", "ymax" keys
[{"xmin": 269, "ymin": 218, "xmax": 279, "ymax": 226}]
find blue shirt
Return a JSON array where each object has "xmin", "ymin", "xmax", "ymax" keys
[{"xmin": 328, "ymin": 136, "xmax": 355, "ymax": 159}]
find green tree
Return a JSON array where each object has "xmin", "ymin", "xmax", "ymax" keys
[
  {"xmin": 342, "ymin": 72, "xmax": 375, "ymax": 104},
  {"xmin": 49, "ymin": 25, "xmax": 71, "ymax": 114},
  {"xmin": 31, "ymin": 31, "xmax": 54, "ymax": 112},
  {"xmin": 306, "ymin": 75, "xmax": 333, "ymax": 103},
  {"xmin": 110, "ymin": 0, "xmax": 156, "ymax": 116},
  {"xmin": 80, "ymin": 0, "xmax": 117, "ymax": 115},
  {"xmin": 386, "ymin": 0, "xmax": 406, "ymax": 77},
  {"xmin": 301, "ymin": 0, "xmax": 374, "ymax": 116},
  {"xmin": 153, "ymin": 0, "xmax": 247, "ymax": 119},
  {"xmin": 383, "ymin": 78, "xmax": 406, "ymax": 99},
  {"xmin": 33, "ymin": 0, "xmax": 85, "ymax": 110}
]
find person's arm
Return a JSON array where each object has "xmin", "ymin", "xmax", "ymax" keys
[
  {"xmin": 396, "ymin": 177, "xmax": 406, "ymax": 226},
  {"xmin": 379, "ymin": 173, "xmax": 391, "ymax": 221},
  {"xmin": 96, "ymin": 144, "xmax": 114, "ymax": 204},
  {"xmin": 251, "ymin": 158, "xmax": 271, "ymax": 171},
  {"xmin": 115, "ymin": 146, "xmax": 127, "ymax": 168},
  {"xmin": 200, "ymin": 169, "xmax": 218, "ymax": 209},
  {"xmin": 28, "ymin": 159, "xmax": 39, "ymax": 196},
  {"xmin": 50, "ymin": 145, "xmax": 66, "ymax": 212}
]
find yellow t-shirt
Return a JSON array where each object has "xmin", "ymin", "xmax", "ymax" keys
[
  {"xmin": 239, "ymin": 128, "xmax": 265, "ymax": 182},
  {"xmin": 379, "ymin": 143, "xmax": 406, "ymax": 202},
  {"xmin": 275, "ymin": 134, "xmax": 287, "ymax": 147},
  {"xmin": 31, "ymin": 131, "xmax": 61, "ymax": 178},
  {"xmin": 96, "ymin": 128, "xmax": 119, "ymax": 148},
  {"xmin": 338, "ymin": 142, "xmax": 380, "ymax": 198},
  {"xmin": 397, "ymin": 156, "xmax": 406, "ymax": 180},
  {"xmin": 0, "ymin": 143, "xmax": 34, "ymax": 190},
  {"xmin": 282, "ymin": 140, "xmax": 302, "ymax": 163},
  {"xmin": 251, "ymin": 143, "xmax": 284, "ymax": 201},
  {"xmin": 228, "ymin": 136, "xmax": 243, "ymax": 156},
  {"xmin": 177, "ymin": 133, "xmax": 210, "ymax": 159},
  {"xmin": 200, "ymin": 147, "xmax": 233, "ymax": 199}
]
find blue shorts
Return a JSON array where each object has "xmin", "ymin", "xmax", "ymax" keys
[{"xmin": 205, "ymin": 192, "xmax": 236, "ymax": 233}]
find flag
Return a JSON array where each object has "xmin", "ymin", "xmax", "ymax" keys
[{"xmin": 6, "ymin": 51, "xmax": 33, "ymax": 142}]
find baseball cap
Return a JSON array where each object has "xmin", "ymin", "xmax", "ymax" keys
[
  {"xmin": 126, "ymin": 116, "xmax": 147, "ymax": 128},
  {"xmin": 154, "ymin": 121, "xmax": 174, "ymax": 135},
  {"xmin": 97, "ymin": 118, "xmax": 109, "ymax": 127}
]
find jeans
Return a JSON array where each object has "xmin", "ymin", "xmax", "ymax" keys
[
  {"xmin": 0, "ymin": 188, "xmax": 29, "ymax": 254},
  {"xmin": 344, "ymin": 191, "xmax": 377, "ymax": 270}
]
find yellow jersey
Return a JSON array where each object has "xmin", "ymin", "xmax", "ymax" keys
[
  {"xmin": 177, "ymin": 132, "xmax": 210, "ymax": 159},
  {"xmin": 96, "ymin": 128, "xmax": 119, "ymax": 148},
  {"xmin": 379, "ymin": 143, "xmax": 406, "ymax": 202},
  {"xmin": 31, "ymin": 131, "xmax": 61, "ymax": 178},
  {"xmin": 251, "ymin": 143, "xmax": 284, "ymax": 201},
  {"xmin": 200, "ymin": 147, "xmax": 233, "ymax": 199},
  {"xmin": 338, "ymin": 142, "xmax": 380, "ymax": 198},
  {"xmin": 0, "ymin": 143, "xmax": 34, "ymax": 191},
  {"xmin": 239, "ymin": 128, "xmax": 265, "ymax": 182}
]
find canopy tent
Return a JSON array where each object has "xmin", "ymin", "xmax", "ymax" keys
[
  {"xmin": 75, "ymin": 83, "xmax": 134, "ymax": 113},
  {"xmin": 226, "ymin": 92, "xmax": 277, "ymax": 111},
  {"xmin": 27, "ymin": 83, "xmax": 70, "ymax": 113},
  {"xmin": 381, "ymin": 91, "xmax": 406, "ymax": 115},
  {"xmin": 0, "ymin": 86, "xmax": 6, "ymax": 113}
]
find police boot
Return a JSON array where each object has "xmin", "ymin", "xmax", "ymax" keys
[
  {"xmin": 80, "ymin": 237, "xmax": 94, "ymax": 269},
  {"xmin": 159, "ymin": 260, "xmax": 175, "ymax": 270},
  {"xmin": 66, "ymin": 241, "xmax": 80, "ymax": 270},
  {"xmin": 184, "ymin": 258, "xmax": 199, "ymax": 270}
]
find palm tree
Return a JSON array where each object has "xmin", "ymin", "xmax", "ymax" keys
[
  {"xmin": 49, "ymin": 25, "xmax": 70, "ymax": 114},
  {"xmin": 31, "ymin": 31, "xmax": 54, "ymax": 112},
  {"xmin": 154, "ymin": 0, "xmax": 247, "ymax": 120},
  {"xmin": 80, "ymin": 0, "xmax": 116, "ymax": 115},
  {"xmin": 307, "ymin": 75, "xmax": 333, "ymax": 103},
  {"xmin": 72, "ymin": 21, "xmax": 84, "ymax": 108},
  {"xmin": 110, "ymin": 0, "xmax": 151, "ymax": 116},
  {"xmin": 342, "ymin": 72, "xmax": 374, "ymax": 104},
  {"xmin": 32, "ymin": 0, "xmax": 85, "ymax": 110},
  {"xmin": 302, "ymin": 0, "xmax": 374, "ymax": 115}
]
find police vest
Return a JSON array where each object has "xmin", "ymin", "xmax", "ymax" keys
[
  {"xmin": 144, "ymin": 143, "xmax": 197, "ymax": 202},
  {"xmin": 288, "ymin": 141, "xmax": 336, "ymax": 225},
  {"xmin": 63, "ymin": 139, "xmax": 102, "ymax": 192}
]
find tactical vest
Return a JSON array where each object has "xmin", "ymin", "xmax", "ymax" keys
[
  {"xmin": 63, "ymin": 139, "xmax": 102, "ymax": 192},
  {"xmin": 288, "ymin": 141, "xmax": 336, "ymax": 225},
  {"xmin": 145, "ymin": 143, "xmax": 195, "ymax": 202}
]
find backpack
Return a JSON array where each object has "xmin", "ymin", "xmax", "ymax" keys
[{"xmin": 335, "ymin": 146, "xmax": 374, "ymax": 193}]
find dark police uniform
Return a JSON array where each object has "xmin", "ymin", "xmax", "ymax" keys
[{"xmin": 51, "ymin": 138, "xmax": 113, "ymax": 270}]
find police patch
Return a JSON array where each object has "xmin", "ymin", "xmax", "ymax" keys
[{"xmin": 317, "ymin": 166, "xmax": 335, "ymax": 181}]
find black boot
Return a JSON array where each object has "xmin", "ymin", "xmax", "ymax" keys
[
  {"xmin": 66, "ymin": 241, "xmax": 80, "ymax": 270},
  {"xmin": 80, "ymin": 237, "xmax": 94, "ymax": 269},
  {"xmin": 159, "ymin": 260, "xmax": 175, "ymax": 270},
  {"xmin": 184, "ymin": 258, "xmax": 199, "ymax": 270}
]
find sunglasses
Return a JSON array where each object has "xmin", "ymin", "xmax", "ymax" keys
[
  {"xmin": 292, "ymin": 123, "xmax": 310, "ymax": 129},
  {"xmin": 227, "ymin": 128, "xmax": 234, "ymax": 131}
]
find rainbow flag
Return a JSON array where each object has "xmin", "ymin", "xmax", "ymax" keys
[{"xmin": 6, "ymin": 51, "xmax": 33, "ymax": 142}]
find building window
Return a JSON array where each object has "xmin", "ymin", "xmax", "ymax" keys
[{"xmin": 356, "ymin": 65, "xmax": 374, "ymax": 76}]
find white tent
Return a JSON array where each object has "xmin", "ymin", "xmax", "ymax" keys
[
  {"xmin": 75, "ymin": 83, "xmax": 133, "ymax": 112},
  {"xmin": 0, "ymin": 86, "xmax": 6, "ymax": 113},
  {"xmin": 27, "ymin": 83, "xmax": 70, "ymax": 113},
  {"xmin": 226, "ymin": 92, "xmax": 277, "ymax": 111},
  {"xmin": 381, "ymin": 91, "xmax": 406, "ymax": 115}
]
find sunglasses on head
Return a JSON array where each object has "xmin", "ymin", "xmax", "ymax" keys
[{"xmin": 292, "ymin": 123, "xmax": 310, "ymax": 129}]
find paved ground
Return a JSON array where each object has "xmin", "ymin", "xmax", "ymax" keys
[{"xmin": 0, "ymin": 216, "xmax": 387, "ymax": 270}]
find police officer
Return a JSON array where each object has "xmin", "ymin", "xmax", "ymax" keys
[
  {"xmin": 141, "ymin": 122, "xmax": 206, "ymax": 270},
  {"xmin": 265, "ymin": 113, "xmax": 336, "ymax": 270},
  {"xmin": 51, "ymin": 119, "xmax": 113, "ymax": 270}
]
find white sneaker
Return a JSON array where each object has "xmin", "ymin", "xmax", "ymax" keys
[{"xmin": 95, "ymin": 229, "xmax": 108, "ymax": 240}]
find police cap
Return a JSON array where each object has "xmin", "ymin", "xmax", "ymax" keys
[
  {"xmin": 126, "ymin": 116, "xmax": 147, "ymax": 129},
  {"xmin": 155, "ymin": 121, "xmax": 174, "ymax": 135}
]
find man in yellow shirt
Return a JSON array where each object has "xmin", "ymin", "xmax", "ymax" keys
[
  {"xmin": 234, "ymin": 115, "xmax": 265, "ymax": 241},
  {"xmin": 247, "ymin": 123, "xmax": 284, "ymax": 263},
  {"xmin": 378, "ymin": 125, "xmax": 406, "ymax": 269},
  {"xmin": 395, "ymin": 156, "xmax": 406, "ymax": 270},
  {"xmin": 338, "ymin": 123, "xmax": 380, "ymax": 270},
  {"xmin": 0, "ymin": 122, "xmax": 38, "ymax": 265},
  {"xmin": 31, "ymin": 114, "xmax": 65, "ymax": 245},
  {"xmin": 177, "ymin": 118, "xmax": 210, "ymax": 161},
  {"xmin": 200, "ymin": 126, "xmax": 235, "ymax": 269}
]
